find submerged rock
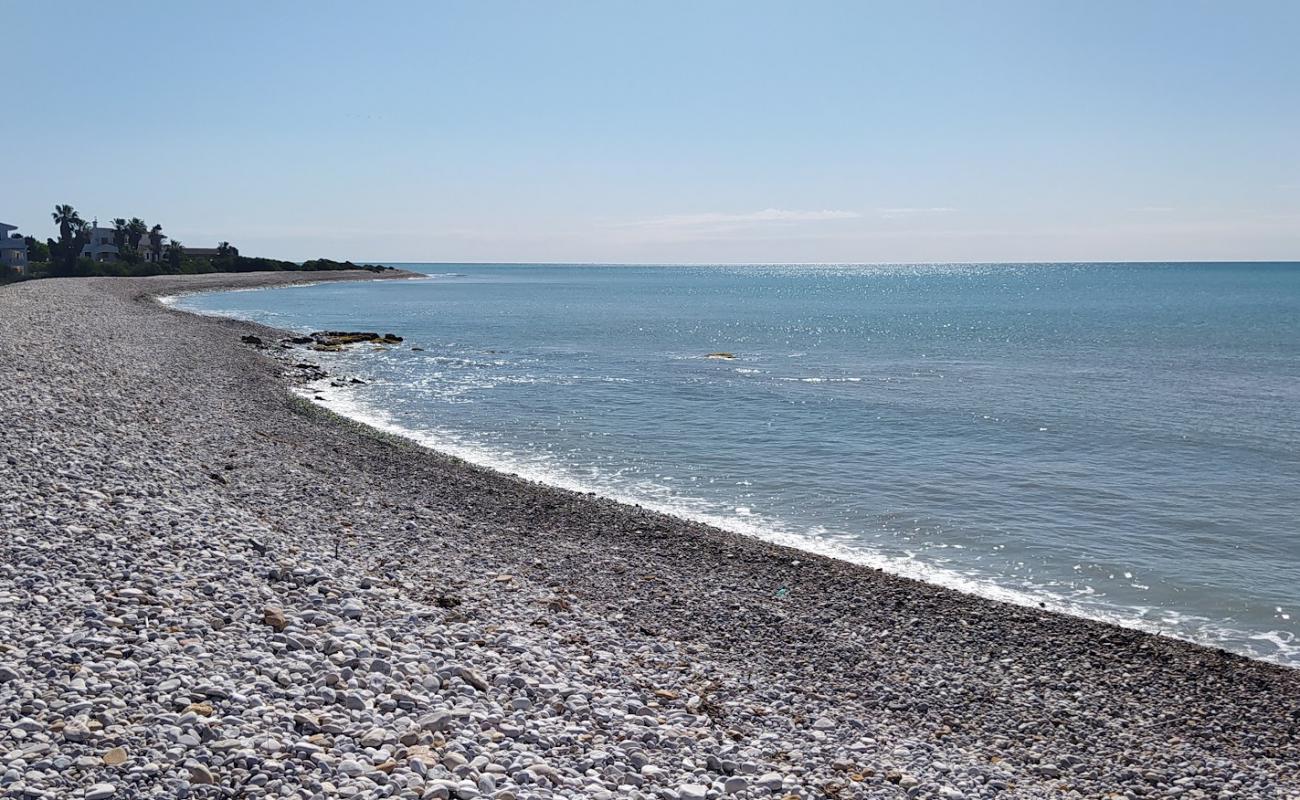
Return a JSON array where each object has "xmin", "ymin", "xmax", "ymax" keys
[{"xmin": 705, "ymin": 352, "xmax": 736, "ymax": 359}]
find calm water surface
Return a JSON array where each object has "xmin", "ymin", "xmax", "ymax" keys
[{"xmin": 178, "ymin": 263, "xmax": 1300, "ymax": 665}]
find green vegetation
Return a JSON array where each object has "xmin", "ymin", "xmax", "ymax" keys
[
  {"xmin": 50, "ymin": 204, "xmax": 91, "ymax": 277},
  {"xmin": 24, "ymin": 237, "xmax": 50, "ymax": 262},
  {"xmin": 2, "ymin": 204, "xmax": 394, "ymax": 284}
]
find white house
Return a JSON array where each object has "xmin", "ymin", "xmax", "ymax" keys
[
  {"xmin": 77, "ymin": 221, "xmax": 169, "ymax": 262},
  {"xmin": 143, "ymin": 231, "xmax": 168, "ymax": 263},
  {"xmin": 0, "ymin": 223, "xmax": 29, "ymax": 274},
  {"xmin": 80, "ymin": 224, "xmax": 120, "ymax": 262}
]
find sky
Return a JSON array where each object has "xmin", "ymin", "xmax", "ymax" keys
[{"xmin": 4, "ymin": 1, "xmax": 1298, "ymax": 263}]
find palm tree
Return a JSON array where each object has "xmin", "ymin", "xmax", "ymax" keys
[
  {"xmin": 111, "ymin": 218, "xmax": 128, "ymax": 250},
  {"xmin": 149, "ymin": 224, "xmax": 164, "ymax": 260},
  {"xmin": 215, "ymin": 241, "xmax": 240, "ymax": 271},
  {"xmin": 51, "ymin": 204, "xmax": 84, "ymax": 243},
  {"xmin": 167, "ymin": 239, "xmax": 184, "ymax": 271},
  {"xmin": 126, "ymin": 218, "xmax": 148, "ymax": 251},
  {"xmin": 50, "ymin": 204, "xmax": 89, "ymax": 276}
]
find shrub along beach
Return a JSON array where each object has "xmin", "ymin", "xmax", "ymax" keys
[{"xmin": 1, "ymin": 270, "xmax": 1297, "ymax": 799}]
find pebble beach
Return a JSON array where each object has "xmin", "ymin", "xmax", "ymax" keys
[{"xmin": 1, "ymin": 272, "xmax": 1297, "ymax": 800}]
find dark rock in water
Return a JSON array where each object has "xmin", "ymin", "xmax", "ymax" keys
[
  {"xmin": 241, "ymin": 334, "xmax": 264, "ymax": 346},
  {"xmin": 705, "ymin": 352, "xmax": 736, "ymax": 359},
  {"xmin": 287, "ymin": 336, "xmax": 314, "ymax": 345},
  {"xmin": 310, "ymin": 331, "xmax": 404, "ymax": 348},
  {"xmin": 411, "ymin": 347, "xmax": 425, "ymax": 352},
  {"xmin": 350, "ymin": 377, "xmax": 367, "ymax": 384}
]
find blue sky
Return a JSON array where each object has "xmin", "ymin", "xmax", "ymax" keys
[{"xmin": 5, "ymin": 1, "xmax": 1298, "ymax": 262}]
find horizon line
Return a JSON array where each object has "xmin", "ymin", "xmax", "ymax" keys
[{"xmin": 359, "ymin": 259, "xmax": 1300, "ymax": 267}]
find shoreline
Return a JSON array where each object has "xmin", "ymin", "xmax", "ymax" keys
[
  {"xmin": 152, "ymin": 269, "xmax": 432, "ymax": 308},
  {"xmin": 173, "ymin": 271, "xmax": 1296, "ymax": 669},
  {"xmin": 291, "ymin": 378, "xmax": 1296, "ymax": 669},
  {"xmin": 2, "ymin": 271, "xmax": 1298, "ymax": 799}
]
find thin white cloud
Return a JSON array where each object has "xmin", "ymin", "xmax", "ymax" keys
[
  {"xmin": 626, "ymin": 208, "xmax": 861, "ymax": 229},
  {"xmin": 877, "ymin": 207, "xmax": 956, "ymax": 219}
]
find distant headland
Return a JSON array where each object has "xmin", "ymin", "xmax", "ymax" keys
[{"xmin": 0, "ymin": 204, "xmax": 393, "ymax": 283}]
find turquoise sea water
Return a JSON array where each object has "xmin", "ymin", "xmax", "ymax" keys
[{"xmin": 177, "ymin": 263, "xmax": 1300, "ymax": 665}]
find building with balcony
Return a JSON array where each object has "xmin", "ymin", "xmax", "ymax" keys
[
  {"xmin": 80, "ymin": 224, "xmax": 120, "ymax": 263},
  {"xmin": 0, "ymin": 223, "xmax": 29, "ymax": 274}
]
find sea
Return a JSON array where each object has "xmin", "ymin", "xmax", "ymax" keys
[{"xmin": 174, "ymin": 262, "xmax": 1300, "ymax": 666}]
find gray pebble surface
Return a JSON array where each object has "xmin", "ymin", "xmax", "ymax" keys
[{"xmin": 1, "ymin": 272, "xmax": 1297, "ymax": 800}]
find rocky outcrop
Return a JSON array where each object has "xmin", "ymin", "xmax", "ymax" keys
[{"xmin": 304, "ymin": 331, "xmax": 403, "ymax": 351}]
